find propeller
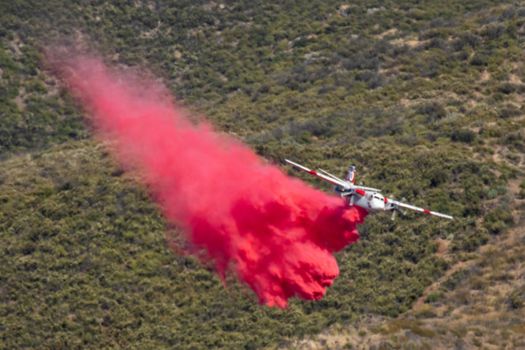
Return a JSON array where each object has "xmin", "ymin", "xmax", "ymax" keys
[
  {"xmin": 390, "ymin": 196, "xmax": 407, "ymax": 221},
  {"xmin": 399, "ymin": 197, "xmax": 407, "ymax": 216},
  {"xmin": 337, "ymin": 189, "xmax": 357, "ymax": 206},
  {"xmin": 339, "ymin": 190, "xmax": 353, "ymax": 197}
]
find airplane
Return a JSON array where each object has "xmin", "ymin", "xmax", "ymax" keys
[{"xmin": 285, "ymin": 159, "xmax": 453, "ymax": 220}]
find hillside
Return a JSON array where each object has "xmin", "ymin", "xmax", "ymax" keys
[
  {"xmin": 1, "ymin": 1, "xmax": 524, "ymax": 349},
  {"xmin": 282, "ymin": 153, "xmax": 525, "ymax": 349}
]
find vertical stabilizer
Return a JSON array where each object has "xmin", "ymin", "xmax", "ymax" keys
[{"xmin": 346, "ymin": 165, "xmax": 356, "ymax": 184}]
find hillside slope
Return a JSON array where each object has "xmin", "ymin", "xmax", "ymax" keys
[
  {"xmin": 281, "ymin": 150, "xmax": 525, "ymax": 349},
  {"xmin": 1, "ymin": 1, "xmax": 524, "ymax": 349}
]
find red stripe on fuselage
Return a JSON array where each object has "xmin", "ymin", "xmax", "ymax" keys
[{"xmin": 355, "ymin": 189, "xmax": 366, "ymax": 196}]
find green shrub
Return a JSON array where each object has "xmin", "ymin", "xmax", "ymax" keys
[
  {"xmin": 508, "ymin": 288, "xmax": 525, "ymax": 309},
  {"xmin": 484, "ymin": 208, "xmax": 514, "ymax": 234},
  {"xmin": 450, "ymin": 129, "xmax": 476, "ymax": 143},
  {"xmin": 425, "ymin": 291, "xmax": 444, "ymax": 303}
]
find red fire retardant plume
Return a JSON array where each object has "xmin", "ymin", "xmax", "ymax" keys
[{"xmin": 50, "ymin": 49, "xmax": 367, "ymax": 308}]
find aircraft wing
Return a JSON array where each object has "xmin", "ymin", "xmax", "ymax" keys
[
  {"xmin": 285, "ymin": 159, "xmax": 351, "ymax": 190},
  {"xmin": 318, "ymin": 168, "xmax": 346, "ymax": 183},
  {"xmin": 354, "ymin": 185, "xmax": 382, "ymax": 192},
  {"xmin": 389, "ymin": 199, "xmax": 454, "ymax": 220}
]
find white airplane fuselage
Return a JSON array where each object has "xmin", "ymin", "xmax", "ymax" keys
[
  {"xmin": 352, "ymin": 192, "xmax": 385, "ymax": 211},
  {"xmin": 336, "ymin": 188, "xmax": 393, "ymax": 212}
]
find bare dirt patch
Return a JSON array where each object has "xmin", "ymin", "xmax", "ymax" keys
[
  {"xmin": 480, "ymin": 70, "xmax": 491, "ymax": 82},
  {"xmin": 376, "ymin": 28, "xmax": 398, "ymax": 39},
  {"xmin": 509, "ymin": 74, "xmax": 522, "ymax": 84},
  {"xmin": 391, "ymin": 36, "xmax": 427, "ymax": 48}
]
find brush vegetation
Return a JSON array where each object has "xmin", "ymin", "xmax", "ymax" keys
[{"xmin": 0, "ymin": 1, "xmax": 524, "ymax": 349}]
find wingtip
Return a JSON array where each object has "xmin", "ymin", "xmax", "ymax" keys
[{"xmin": 284, "ymin": 159, "xmax": 301, "ymax": 167}]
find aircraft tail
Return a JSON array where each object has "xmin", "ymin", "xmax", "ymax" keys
[{"xmin": 345, "ymin": 165, "xmax": 356, "ymax": 184}]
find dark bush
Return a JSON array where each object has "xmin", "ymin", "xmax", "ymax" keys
[
  {"xmin": 484, "ymin": 208, "xmax": 513, "ymax": 234},
  {"xmin": 508, "ymin": 288, "xmax": 524, "ymax": 309},
  {"xmin": 451, "ymin": 129, "xmax": 476, "ymax": 143},
  {"xmin": 424, "ymin": 38, "xmax": 447, "ymax": 50},
  {"xmin": 498, "ymin": 83, "xmax": 517, "ymax": 94},
  {"xmin": 498, "ymin": 104, "xmax": 521, "ymax": 119},
  {"xmin": 417, "ymin": 102, "xmax": 447, "ymax": 122},
  {"xmin": 481, "ymin": 24, "xmax": 506, "ymax": 40},
  {"xmin": 452, "ymin": 33, "xmax": 481, "ymax": 50},
  {"xmin": 470, "ymin": 53, "xmax": 489, "ymax": 66},
  {"xmin": 502, "ymin": 131, "xmax": 525, "ymax": 152},
  {"xmin": 355, "ymin": 70, "xmax": 377, "ymax": 83},
  {"xmin": 428, "ymin": 168, "xmax": 449, "ymax": 187},
  {"xmin": 499, "ymin": 7, "xmax": 516, "ymax": 21}
]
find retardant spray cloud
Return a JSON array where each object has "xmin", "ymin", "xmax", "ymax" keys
[{"xmin": 49, "ymin": 47, "xmax": 367, "ymax": 307}]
